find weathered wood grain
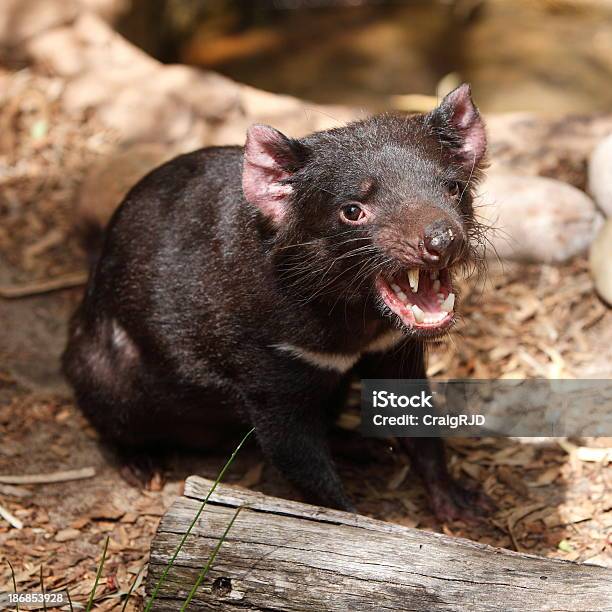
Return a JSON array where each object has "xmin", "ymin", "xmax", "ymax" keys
[{"xmin": 147, "ymin": 476, "xmax": 612, "ymax": 611}]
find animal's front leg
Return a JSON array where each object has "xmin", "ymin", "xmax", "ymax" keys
[
  {"xmin": 247, "ymin": 383, "xmax": 354, "ymax": 512},
  {"xmin": 359, "ymin": 342, "xmax": 494, "ymax": 522}
]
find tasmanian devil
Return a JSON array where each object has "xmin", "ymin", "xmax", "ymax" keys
[{"xmin": 63, "ymin": 84, "xmax": 492, "ymax": 521}]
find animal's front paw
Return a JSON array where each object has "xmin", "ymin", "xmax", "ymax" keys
[
  {"xmin": 426, "ymin": 478, "xmax": 495, "ymax": 524},
  {"xmin": 119, "ymin": 453, "xmax": 164, "ymax": 491}
]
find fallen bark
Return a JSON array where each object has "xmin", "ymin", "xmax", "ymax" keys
[
  {"xmin": 0, "ymin": 272, "xmax": 88, "ymax": 299},
  {"xmin": 0, "ymin": 467, "xmax": 96, "ymax": 484},
  {"xmin": 147, "ymin": 476, "xmax": 612, "ymax": 611}
]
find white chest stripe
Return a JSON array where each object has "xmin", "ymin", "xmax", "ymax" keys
[
  {"xmin": 273, "ymin": 343, "xmax": 360, "ymax": 373},
  {"xmin": 273, "ymin": 330, "xmax": 406, "ymax": 374},
  {"xmin": 365, "ymin": 329, "xmax": 405, "ymax": 353}
]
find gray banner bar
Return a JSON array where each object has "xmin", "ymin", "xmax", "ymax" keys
[{"xmin": 360, "ymin": 379, "xmax": 612, "ymax": 437}]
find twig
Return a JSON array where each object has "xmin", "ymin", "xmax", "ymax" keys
[
  {"xmin": 66, "ymin": 589, "xmax": 74, "ymax": 612},
  {"xmin": 576, "ymin": 446, "xmax": 612, "ymax": 463},
  {"xmin": 0, "ymin": 272, "xmax": 87, "ymax": 299},
  {"xmin": 40, "ymin": 565, "xmax": 47, "ymax": 612},
  {"xmin": 7, "ymin": 560, "xmax": 19, "ymax": 612},
  {"xmin": 0, "ymin": 467, "xmax": 96, "ymax": 485},
  {"xmin": 0, "ymin": 484, "xmax": 32, "ymax": 498},
  {"xmin": 0, "ymin": 500, "xmax": 23, "ymax": 529}
]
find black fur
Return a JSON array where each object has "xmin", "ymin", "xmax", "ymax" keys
[{"xmin": 63, "ymin": 86, "xmax": 490, "ymax": 515}]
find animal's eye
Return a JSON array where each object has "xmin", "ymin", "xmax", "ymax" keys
[
  {"xmin": 340, "ymin": 204, "xmax": 366, "ymax": 223},
  {"xmin": 448, "ymin": 181, "xmax": 462, "ymax": 198}
]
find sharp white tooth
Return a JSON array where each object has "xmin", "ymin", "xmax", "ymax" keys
[
  {"xmin": 397, "ymin": 290, "xmax": 408, "ymax": 302},
  {"xmin": 408, "ymin": 269, "xmax": 419, "ymax": 293},
  {"xmin": 440, "ymin": 293, "xmax": 455, "ymax": 312},
  {"xmin": 433, "ymin": 279, "xmax": 440, "ymax": 292},
  {"xmin": 411, "ymin": 304, "xmax": 425, "ymax": 323},
  {"xmin": 391, "ymin": 283, "xmax": 401, "ymax": 293}
]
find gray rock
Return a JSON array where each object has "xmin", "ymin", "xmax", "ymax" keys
[
  {"xmin": 590, "ymin": 218, "xmax": 612, "ymax": 306},
  {"xmin": 477, "ymin": 173, "xmax": 603, "ymax": 264},
  {"xmin": 588, "ymin": 134, "xmax": 612, "ymax": 217}
]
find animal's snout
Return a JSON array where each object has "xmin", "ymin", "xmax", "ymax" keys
[{"xmin": 423, "ymin": 219, "xmax": 461, "ymax": 266}]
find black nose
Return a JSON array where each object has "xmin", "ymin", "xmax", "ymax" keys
[{"xmin": 423, "ymin": 219, "xmax": 459, "ymax": 265}]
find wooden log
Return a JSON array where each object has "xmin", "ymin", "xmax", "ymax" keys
[{"xmin": 147, "ymin": 476, "xmax": 612, "ymax": 611}]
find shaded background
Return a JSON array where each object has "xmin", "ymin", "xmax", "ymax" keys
[{"xmin": 117, "ymin": 0, "xmax": 612, "ymax": 113}]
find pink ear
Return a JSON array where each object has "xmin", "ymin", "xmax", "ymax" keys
[
  {"xmin": 433, "ymin": 84, "xmax": 487, "ymax": 169},
  {"xmin": 242, "ymin": 124, "xmax": 298, "ymax": 226}
]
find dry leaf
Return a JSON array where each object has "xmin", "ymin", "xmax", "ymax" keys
[
  {"xmin": 496, "ymin": 466, "xmax": 529, "ymax": 497},
  {"xmin": 530, "ymin": 466, "xmax": 560, "ymax": 487},
  {"xmin": 55, "ymin": 528, "xmax": 80, "ymax": 542}
]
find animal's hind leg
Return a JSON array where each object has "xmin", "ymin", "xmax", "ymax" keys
[
  {"xmin": 63, "ymin": 315, "xmax": 166, "ymax": 446},
  {"xmin": 64, "ymin": 315, "xmax": 245, "ymax": 484}
]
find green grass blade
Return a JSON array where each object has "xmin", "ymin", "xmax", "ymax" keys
[
  {"xmin": 120, "ymin": 565, "xmax": 143, "ymax": 612},
  {"xmin": 144, "ymin": 427, "xmax": 255, "ymax": 611},
  {"xmin": 86, "ymin": 536, "xmax": 109, "ymax": 612},
  {"xmin": 180, "ymin": 506, "xmax": 243, "ymax": 611},
  {"xmin": 7, "ymin": 560, "xmax": 19, "ymax": 612}
]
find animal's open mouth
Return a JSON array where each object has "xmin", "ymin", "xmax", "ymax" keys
[{"xmin": 376, "ymin": 267, "xmax": 456, "ymax": 335}]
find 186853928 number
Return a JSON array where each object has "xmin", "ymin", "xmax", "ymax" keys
[{"xmin": 1, "ymin": 591, "xmax": 67, "ymax": 608}]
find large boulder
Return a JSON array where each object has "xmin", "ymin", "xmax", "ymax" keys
[
  {"xmin": 477, "ymin": 173, "xmax": 603, "ymax": 264},
  {"xmin": 24, "ymin": 12, "xmax": 360, "ymax": 150},
  {"xmin": 590, "ymin": 218, "xmax": 612, "ymax": 306},
  {"xmin": 0, "ymin": 0, "xmax": 126, "ymax": 57},
  {"xmin": 0, "ymin": 0, "xmax": 78, "ymax": 54},
  {"xmin": 588, "ymin": 134, "xmax": 612, "ymax": 217}
]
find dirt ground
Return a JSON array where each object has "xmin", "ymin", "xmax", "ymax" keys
[{"xmin": 0, "ymin": 72, "xmax": 611, "ymax": 610}]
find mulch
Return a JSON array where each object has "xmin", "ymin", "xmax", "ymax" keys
[{"xmin": 0, "ymin": 70, "xmax": 610, "ymax": 610}]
